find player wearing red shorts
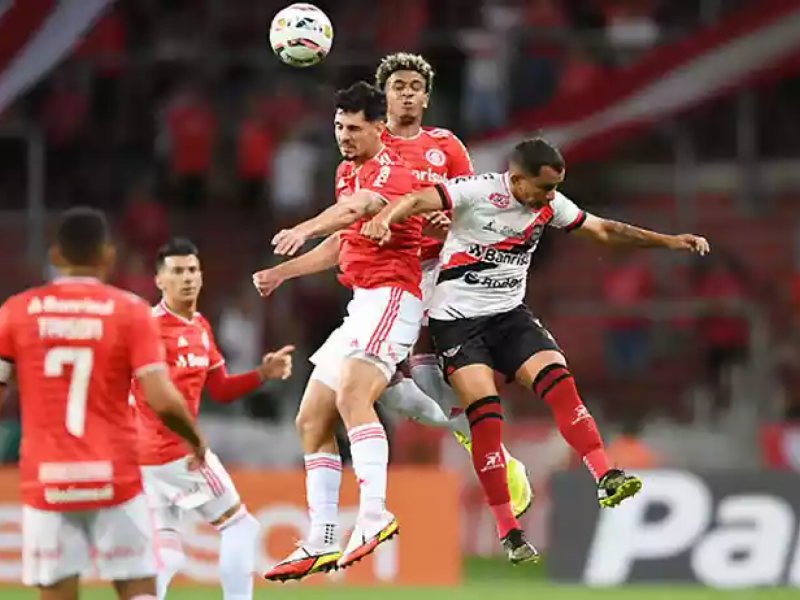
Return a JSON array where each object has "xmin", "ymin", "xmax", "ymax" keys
[
  {"xmin": 132, "ymin": 238, "xmax": 293, "ymax": 600},
  {"xmin": 373, "ymin": 53, "xmax": 533, "ymax": 516},
  {"xmin": 0, "ymin": 208, "xmax": 205, "ymax": 600},
  {"xmin": 253, "ymin": 82, "xmax": 421, "ymax": 578}
]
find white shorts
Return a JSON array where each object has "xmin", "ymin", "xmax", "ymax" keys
[
  {"xmin": 22, "ymin": 494, "xmax": 156, "ymax": 587},
  {"xmin": 310, "ymin": 286, "xmax": 423, "ymax": 389},
  {"xmin": 141, "ymin": 450, "xmax": 240, "ymax": 530},
  {"xmin": 420, "ymin": 259, "xmax": 440, "ymax": 326}
]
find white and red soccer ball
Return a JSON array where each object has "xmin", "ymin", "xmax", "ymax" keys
[{"xmin": 269, "ymin": 3, "xmax": 333, "ymax": 68}]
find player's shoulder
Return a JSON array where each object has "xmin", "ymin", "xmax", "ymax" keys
[
  {"xmin": 373, "ymin": 145, "xmax": 408, "ymax": 168},
  {"xmin": 423, "ymin": 126, "xmax": 457, "ymax": 140},
  {"xmin": 448, "ymin": 171, "xmax": 504, "ymax": 187}
]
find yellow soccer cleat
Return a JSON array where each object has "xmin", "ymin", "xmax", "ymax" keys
[{"xmin": 453, "ymin": 431, "xmax": 534, "ymax": 518}]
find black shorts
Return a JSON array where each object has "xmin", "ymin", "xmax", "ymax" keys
[{"xmin": 429, "ymin": 304, "xmax": 562, "ymax": 382}]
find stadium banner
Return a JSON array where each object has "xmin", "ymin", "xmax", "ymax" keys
[
  {"xmin": 549, "ymin": 470, "xmax": 800, "ymax": 588},
  {"xmin": 0, "ymin": 467, "xmax": 461, "ymax": 586},
  {"xmin": 470, "ymin": 0, "xmax": 800, "ymax": 170}
]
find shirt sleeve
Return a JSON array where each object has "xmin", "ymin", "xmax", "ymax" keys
[
  {"xmin": 128, "ymin": 300, "xmax": 167, "ymax": 378},
  {"xmin": 548, "ymin": 192, "xmax": 587, "ymax": 231},
  {"xmin": 0, "ymin": 298, "xmax": 15, "ymax": 384},
  {"xmin": 361, "ymin": 162, "xmax": 416, "ymax": 204},
  {"xmin": 434, "ymin": 175, "xmax": 484, "ymax": 212},
  {"xmin": 444, "ymin": 134, "xmax": 475, "ymax": 178}
]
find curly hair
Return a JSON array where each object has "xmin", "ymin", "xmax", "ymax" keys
[{"xmin": 375, "ymin": 52, "xmax": 435, "ymax": 92}]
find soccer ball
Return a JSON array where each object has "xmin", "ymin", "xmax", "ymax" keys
[{"xmin": 269, "ymin": 3, "xmax": 333, "ymax": 68}]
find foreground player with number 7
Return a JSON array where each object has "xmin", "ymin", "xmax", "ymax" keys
[
  {"xmin": 362, "ymin": 138, "xmax": 710, "ymax": 562},
  {"xmin": 0, "ymin": 208, "xmax": 207, "ymax": 600}
]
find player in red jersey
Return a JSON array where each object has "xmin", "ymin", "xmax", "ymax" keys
[
  {"xmin": 132, "ymin": 238, "xmax": 293, "ymax": 600},
  {"xmin": 373, "ymin": 52, "xmax": 533, "ymax": 516},
  {"xmin": 253, "ymin": 82, "xmax": 421, "ymax": 578},
  {"xmin": 0, "ymin": 208, "xmax": 205, "ymax": 600}
]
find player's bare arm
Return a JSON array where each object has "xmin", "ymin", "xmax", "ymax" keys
[
  {"xmin": 254, "ymin": 232, "xmax": 341, "ymax": 297},
  {"xmin": 138, "ymin": 369, "xmax": 207, "ymax": 464},
  {"xmin": 361, "ymin": 186, "xmax": 444, "ymax": 244},
  {"xmin": 272, "ymin": 191, "xmax": 387, "ymax": 256},
  {"xmin": 574, "ymin": 213, "xmax": 710, "ymax": 254}
]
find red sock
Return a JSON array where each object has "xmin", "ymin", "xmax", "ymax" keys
[
  {"xmin": 534, "ymin": 365, "xmax": 611, "ymax": 482},
  {"xmin": 466, "ymin": 396, "xmax": 518, "ymax": 538}
]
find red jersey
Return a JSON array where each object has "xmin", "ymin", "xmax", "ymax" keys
[
  {"xmin": 133, "ymin": 301, "xmax": 224, "ymax": 465},
  {"xmin": 382, "ymin": 127, "xmax": 474, "ymax": 262},
  {"xmin": 0, "ymin": 278, "xmax": 166, "ymax": 511},
  {"xmin": 335, "ymin": 145, "xmax": 422, "ymax": 297}
]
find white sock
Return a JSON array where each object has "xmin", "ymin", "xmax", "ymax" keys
[
  {"xmin": 379, "ymin": 377, "xmax": 453, "ymax": 428},
  {"xmin": 347, "ymin": 423, "xmax": 388, "ymax": 517},
  {"xmin": 156, "ymin": 530, "xmax": 186, "ymax": 600},
  {"xmin": 132, "ymin": 596, "xmax": 158, "ymax": 600},
  {"xmin": 304, "ymin": 452, "xmax": 341, "ymax": 546},
  {"xmin": 410, "ymin": 355, "xmax": 471, "ymax": 439},
  {"xmin": 217, "ymin": 507, "xmax": 260, "ymax": 600}
]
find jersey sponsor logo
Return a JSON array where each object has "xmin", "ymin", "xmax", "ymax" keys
[
  {"xmin": 27, "ymin": 296, "xmax": 114, "ymax": 315},
  {"xmin": 450, "ymin": 173, "xmax": 495, "ymax": 185},
  {"xmin": 488, "ymin": 192, "xmax": 510, "ymax": 208},
  {"xmin": 176, "ymin": 353, "xmax": 210, "ymax": 368},
  {"xmin": 463, "ymin": 272, "xmax": 523, "ymax": 289},
  {"xmin": 412, "ymin": 167, "xmax": 446, "ymax": 183},
  {"xmin": 425, "ymin": 148, "xmax": 446, "ymax": 167},
  {"xmin": 467, "ymin": 244, "xmax": 531, "ymax": 267},
  {"xmin": 44, "ymin": 484, "xmax": 114, "ymax": 504}
]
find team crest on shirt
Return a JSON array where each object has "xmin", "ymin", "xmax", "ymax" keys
[
  {"xmin": 425, "ymin": 149, "xmax": 446, "ymax": 167},
  {"xmin": 488, "ymin": 192, "xmax": 510, "ymax": 209}
]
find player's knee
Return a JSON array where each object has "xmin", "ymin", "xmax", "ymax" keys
[
  {"xmin": 156, "ymin": 530, "xmax": 187, "ymax": 573},
  {"xmin": 295, "ymin": 411, "xmax": 332, "ymax": 451},
  {"xmin": 532, "ymin": 363, "xmax": 573, "ymax": 402}
]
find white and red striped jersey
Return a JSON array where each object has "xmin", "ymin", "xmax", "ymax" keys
[{"xmin": 431, "ymin": 172, "xmax": 586, "ymax": 320}]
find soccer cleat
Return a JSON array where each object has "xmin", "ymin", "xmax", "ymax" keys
[
  {"xmin": 337, "ymin": 511, "xmax": 399, "ymax": 569},
  {"xmin": 597, "ymin": 468, "xmax": 643, "ymax": 508},
  {"xmin": 262, "ymin": 542, "xmax": 342, "ymax": 582},
  {"xmin": 453, "ymin": 431, "xmax": 534, "ymax": 518},
  {"xmin": 501, "ymin": 528, "xmax": 540, "ymax": 565}
]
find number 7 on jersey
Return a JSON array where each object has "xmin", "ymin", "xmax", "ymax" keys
[{"xmin": 44, "ymin": 347, "xmax": 94, "ymax": 438}]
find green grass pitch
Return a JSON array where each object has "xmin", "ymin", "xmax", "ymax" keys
[{"xmin": 2, "ymin": 559, "xmax": 797, "ymax": 599}]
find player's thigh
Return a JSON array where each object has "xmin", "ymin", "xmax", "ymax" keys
[
  {"xmin": 296, "ymin": 376, "xmax": 340, "ymax": 451},
  {"xmin": 191, "ymin": 451, "xmax": 244, "ymax": 525},
  {"xmin": 90, "ymin": 494, "xmax": 157, "ymax": 583},
  {"xmin": 22, "ymin": 506, "xmax": 90, "ymax": 588},
  {"xmin": 447, "ymin": 363, "xmax": 500, "ymax": 407},
  {"xmin": 113, "ymin": 577, "xmax": 158, "ymax": 600},
  {"xmin": 484, "ymin": 306, "xmax": 565, "ymax": 385},
  {"xmin": 339, "ymin": 356, "xmax": 392, "ymax": 409},
  {"xmin": 38, "ymin": 576, "xmax": 80, "ymax": 600},
  {"xmin": 141, "ymin": 465, "xmax": 182, "ymax": 532}
]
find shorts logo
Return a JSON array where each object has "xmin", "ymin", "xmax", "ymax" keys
[
  {"xmin": 441, "ymin": 345, "xmax": 461, "ymax": 358},
  {"xmin": 425, "ymin": 149, "xmax": 446, "ymax": 167},
  {"xmin": 488, "ymin": 192, "xmax": 510, "ymax": 209}
]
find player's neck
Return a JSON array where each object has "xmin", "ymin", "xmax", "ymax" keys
[
  {"xmin": 162, "ymin": 298, "xmax": 196, "ymax": 320},
  {"xmin": 386, "ymin": 118, "xmax": 422, "ymax": 139},
  {"xmin": 58, "ymin": 267, "xmax": 102, "ymax": 280}
]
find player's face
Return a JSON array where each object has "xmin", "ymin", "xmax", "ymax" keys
[
  {"xmin": 384, "ymin": 70, "xmax": 428, "ymax": 125},
  {"xmin": 510, "ymin": 164, "xmax": 565, "ymax": 208},
  {"xmin": 334, "ymin": 109, "xmax": 384, "ymax": 162},
  {"xmin": 157, "ymin": 255, "xmax": 202, "ymax": 305}
]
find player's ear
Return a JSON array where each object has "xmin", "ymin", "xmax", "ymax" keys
[
  {"xmin": 101, "ymin": 244, "xmax": 116, "ymax": 270},
  {"xmin": 48, "ymin": 245, "xmax": 64, "ymax": 268},
  {"xmin": 422, "ymin": 93, "xmax": 430, "ymax": 109}
]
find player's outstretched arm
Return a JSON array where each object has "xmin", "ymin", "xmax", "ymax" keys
[
  {"xmin": 253, "ymin": 232, "xmax": 341, "ymax": 297},
  {"xmin": 272, "ymin": 191, "xmax": 387, "ymax": 256},
  {"xmin": 574, "ymin": 214, "xmax": 710, "ymax": 254},
  {"xmin": 361, "ymin": 187, "xmax": 445, "ymax": 245},
  {"xmin": 139, "ymin": 369, "xmax": 207, "ymax": 461},
  {"xmin": 205, "ymin": 345, "xmax": 294, "ymax": 403}
]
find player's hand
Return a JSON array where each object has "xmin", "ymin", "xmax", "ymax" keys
[
  {"xmin": 361, "ymin": 218, "xmax": 392, "ymax": 246},
  {"xmin": 670, "ymin": 234, "xmax": 710, "ymax": 255},
  {"xmin": 186, "ymin": 442, "xmax": 208, "ymax": 471},
  {"xmin": 422, "ymin": 211, "xmax": 451, "ymax": 240},
  {"xmin": 252, "ymin": 268, "xmax": 285, "ymax": 298},
  {"xmin": 272, "ymin": 228, "xmax": 308, "ymax": 256},
  {"xmin": 258, "ymin": 345, "xmax": 295, "ymax": 381}
]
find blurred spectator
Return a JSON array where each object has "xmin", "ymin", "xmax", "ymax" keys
[
  {"xmin": 602, "ymin": 253, "xmax": 654, "ymax": 375},
  {"xmin": 556, "ymin": 45, "xmax": 607, "ymax": 98},
  {"xmin": 115, "ymin": 251, "xmax": 157, "ymax": 303},
  {"xmin": 691, "ymin": 253, "xmax": 751, "ymax": 413},
  {"xmin": 259, "ymin": 83, "xmax": 307, "ymax": 142},
  {"xmin": 236, "ymin": 95, "xmax": 275, "ymax": 212},
  {"xmin": 605, "ymin": 418, "xmax": 659, "ymax": 469},
  {"xmin": 271, "ymin": 132, "xmax": 321, "ymax": 223},
  {"xmin": 157, "ymin": 81, "xmax": 217, "ymax": 209},
  {"xmin": 375, "ymin": 0, "xmax": 427, "ymax": 52},
  {"xmin": 597, "ymin": 0, "xmax": 661, "ymax": 54},
  {"xmin": 120, "ymin": 184, "xmax": 169, "ymax": 260}
]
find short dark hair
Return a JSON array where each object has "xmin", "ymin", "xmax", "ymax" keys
[
  {"xmin": 375, "ymin": 52, "xmax": 435, "ymax": 92},
  {"xmin": 155, "ymin": 237, "xmax": 199, "ymax": 271},
  {"xmin": 334, "ymin": 81, "xmax": 386, "ymax": 122},
  {"xmin": 56, "ymin": 207, "xmax": 109, "ymax": 266},
  {"xmin": 510, "ymin": 138, "xmax": 565, "ymax": 176}
]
